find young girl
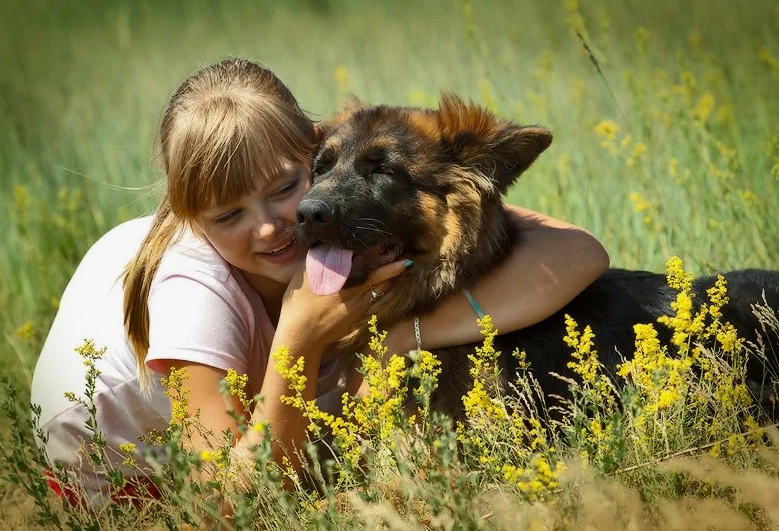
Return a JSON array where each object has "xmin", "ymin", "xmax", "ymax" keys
[{"xmin": 30, "ymin": 57, "xmax": 609, "ymax": 504}]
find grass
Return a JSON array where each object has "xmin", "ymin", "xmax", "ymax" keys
[{"xmin": 1, "ymin": 0, "xmax": 779, "ymax": 529}]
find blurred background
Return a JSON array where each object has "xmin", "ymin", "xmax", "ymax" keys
[{"xmin": 1, "ymin": 0, "xmax": 778, "ymax": 397}]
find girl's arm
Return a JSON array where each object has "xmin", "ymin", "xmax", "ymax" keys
[{"xmin": 384, "ymin": 204, "xmax": 610, "ymax": 353}]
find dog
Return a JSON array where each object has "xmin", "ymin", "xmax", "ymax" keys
[{"xmin": 297, "ymin": 93, "xmax": 779, "ymax": 422}]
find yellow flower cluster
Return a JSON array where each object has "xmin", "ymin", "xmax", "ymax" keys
[
  {"xmin": 199, "ymin": 448, "xmax": 225, "ymax": 464},
  {"xmin": 272, "ymin": 346, "xmax": 308, "ymax": 411},
  {"xmin": 692, "ymin": 92, "xmax": 715, "ymax": 125},
  {"xmin": 564, "ymin": 315, "xmax": 614, "ymax": 406},
  {"xmin": 503, "ymin": 455, "xmax": 566, "ymax": 501},
  {"xmin": 410, "ymin": 348, "xmax": 442, "ymax": 412},
  {"xmin": 334, "ymin": 65, "xmax": 349, "ymax": 92},
  {"xmin": 594, "ymin": 119, "xmax": 620, "ymax": 141},
  {"xmin": 617, "ymin": 323, "xmax": 693, "ymax": 417},
  {"xmin": 119, "ymin": 442, "xmax": 137, "ymax": 468},
  {"xmin": 462, "ymin": 316, "xmax": 506, "ymax": 432},
  {"xmin": 628, "ymin": 192, "xmax": 659, "ymax": 227},
  {"xmin": 346, "ymin": 351, "xmax": 409, "ymax": 445},
  {"xmin": 224, "ymin": 368, "xmax": 252, "ymax": 411},
  {"xmin": 74, "ymin": 338, "xmax": 108, "ymax": 365},
  {"xmin": 14, "ymin": 322, "xmax": 34, "ymax": 341},
  {"xmin": 595, "ymin": 118, "xmax": 650, "ymax": 171},
  {"xmin": 614, "ymin": 257, "xmax": 757, "ymax": 457},
  {"xmin": 161, "ymin": 366, "xmax": 191, "ymax": 427},
  {"xmin": 272, "ymin": 315, "xmax": 424, "ymax": 482},
  {"xmin": 456, "ymin": 316, "xmax": 564, "ymax": 492}
]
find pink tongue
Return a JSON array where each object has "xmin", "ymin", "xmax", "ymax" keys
[{"xmin": 306, "ymin": 245, "xmax": 354, "ymax": 296}]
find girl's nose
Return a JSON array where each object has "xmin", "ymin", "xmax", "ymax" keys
[{"xmin": 251, "ymin": 215, "xmax": 281, "ymax": 240}]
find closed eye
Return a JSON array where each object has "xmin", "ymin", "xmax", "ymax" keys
[
  {"xmin": 376, "ymin": 165, "xmax": 394, "ymax": 176},
  {"xmin": 312, "ymin": 158, "xmax": 335, "ymax": 178},
  {"xmin": 313, "ymin": 148, "xmax": 338, "ymax": 178},
  {"xmin": 215, "ymin": 209, "xmax": 241, "ymax": 224},
  {"xmin": 271, "ymin": 180, "xmax": 299, "ymax": 199}
]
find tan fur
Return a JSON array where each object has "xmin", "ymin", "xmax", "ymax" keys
[
  {"xmin": 437, "ymin": 92, "xmax": 501, "ymax": 141},
  {"xmin": 405, "ymin": 110, "xmax": 441, "ymax": 142}
]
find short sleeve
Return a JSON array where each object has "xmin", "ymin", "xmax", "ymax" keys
[{"xmin": 145, "ymin": 275, "xmax": 251, "ymax": 376}]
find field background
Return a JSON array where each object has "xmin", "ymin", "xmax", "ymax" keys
[{"xmin": 0, "ymin": 0, "xmax": 778, "ymax": 526}]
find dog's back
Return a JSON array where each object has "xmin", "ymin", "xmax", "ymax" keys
[{"xmin": 429, "ymin": 267, "xmax": 779, "ymax": 421}]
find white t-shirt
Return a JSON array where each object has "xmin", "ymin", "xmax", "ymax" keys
[{"xmin": 30, "ymin": 216, "xmax": 350, "ymax": 500}]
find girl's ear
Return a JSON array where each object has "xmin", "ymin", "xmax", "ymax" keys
[{"xmin": 314, "ymin": 124, "xmax": 324, "ymax": 143}]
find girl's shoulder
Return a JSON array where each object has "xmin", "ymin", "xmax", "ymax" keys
[
  {"xmin": 157, "ymin": 226, "xmax": 234, "ymax": 284},
  {"xmin": 152, "ymin": 224, "xmax": 259, "ymax": 314}
]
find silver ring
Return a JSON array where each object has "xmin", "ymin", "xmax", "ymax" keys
[{"xmin": 369, "ymin": 286, "xmax": 382, "ymax": 303}]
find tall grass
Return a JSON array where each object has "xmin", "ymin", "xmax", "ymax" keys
[{"xmin": 1, "ymin": 0, "xmax": 778, "ymax": 528}]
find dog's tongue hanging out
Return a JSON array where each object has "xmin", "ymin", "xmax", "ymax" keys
[{"xmin": 306, "ymin": 245, "xmax": 354, "ymax": 296}]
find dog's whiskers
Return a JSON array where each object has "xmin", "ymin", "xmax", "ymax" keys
[
  {"xmin": 354, "ymin": 224, "xmax": 393, "ymax": 237},
  {"xmin": 355, "ymin": 217, "xmax": 391, "ymax": 232}
]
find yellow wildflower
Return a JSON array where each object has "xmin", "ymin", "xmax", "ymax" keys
[
  {"xmin": 668, "ymin": 158, "xmax": 678, "ymax": 177},
  {"xmin": 161, "ymin": 366, "xmax": 191, "ymax": 427},
  {"xmin": 15, "ymin": 322, "xmax": 34, "ymax": 341},
  {"xmin": 739, "ymin": 190, "xmax": 758, "ymax": 206},
  {"xmin": 224, "ymin": 369, "xmax": 252, "ymax": 410},
  {"xmin": 119, "ymin": 442, "xmax": 137, "ymax": 468},
  {"xmin": 594, "ymin": 119, "xmax": 620, "ymax": 141},
  {"xmin": 334, "ymin": 65, "xmax": 349, "ymax": 91},
  {"xmin": 634, "ymin": 27, "xmax": 651, "ymax": 54},
  {"xmin": 692, "ymin": 92, "xmax": 715, "ymax": 124},
  {"xmin": 664, "ymin": 256, "xmax": 694, "ymax": 292},
  {"xmin": 119, "ymin": 442, "xmax": 136, "ymax": 454}
]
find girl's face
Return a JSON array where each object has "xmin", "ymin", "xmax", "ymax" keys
[{"xmin": 196, "ymin": 159, "xmax": 312, "ymax": 292}]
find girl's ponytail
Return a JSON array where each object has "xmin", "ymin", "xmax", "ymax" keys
[{"xmin": 122, "ymin": 195, "xmax": 181, "ymax": 390}]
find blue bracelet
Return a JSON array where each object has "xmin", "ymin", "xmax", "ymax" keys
[{"xmin": 462, "ymin": 289, "xmax": 486, "ymax": 319}]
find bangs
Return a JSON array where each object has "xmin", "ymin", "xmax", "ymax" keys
[{"xmin": 165, "ymin": 90, "xmax": 317, "ymax": 219}]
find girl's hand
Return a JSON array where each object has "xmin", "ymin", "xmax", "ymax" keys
[{"xmin": 277, "ymin": 258, "xmax": 412, "ymax": 346}]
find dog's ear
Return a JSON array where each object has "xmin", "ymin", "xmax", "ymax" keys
[
  {"xmin": 437, "ymin": 92, "xmax": 552, "ymax": 194},
  {"xmin": 318, "ymin": 95, "xmax": 364, "ymax": 137}
]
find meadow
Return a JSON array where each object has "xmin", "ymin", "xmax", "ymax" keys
[{"xmin": 1, "ymin": 0, "xmax": 779, "ymax": 529}]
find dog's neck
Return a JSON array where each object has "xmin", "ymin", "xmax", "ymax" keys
[
  {"xmin": 421, "ymin": 201, "xmax": 514, "ymax": 309},
  {"xmin": 333, "ymin": 203, "xmax": 514, "ymax": 356}
]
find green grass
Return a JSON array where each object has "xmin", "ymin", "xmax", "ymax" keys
[
  {"xmin": 1, "ymin": 0, "xmax": 778, "ymax": 384},
  {"xmin": 1, "ymin": 0, "xmax": 778, "ymax": 528}
]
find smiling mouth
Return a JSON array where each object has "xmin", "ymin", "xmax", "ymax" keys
[{"xmin": 259, "ymin": 236, "xmax": 297, "ymax": 255}]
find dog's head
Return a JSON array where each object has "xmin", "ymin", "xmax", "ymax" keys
[{"xmin": 298, "ymin": 93, "xmax": 552, "ymax": 306}]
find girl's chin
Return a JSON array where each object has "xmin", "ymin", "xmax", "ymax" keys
[{"xmin": 253, "ymin": 258, "xmax": 304, "ymax": 283}]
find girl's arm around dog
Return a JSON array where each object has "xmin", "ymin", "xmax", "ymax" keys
[{"xmin": 384, "ymin": 204, "xmax": 610, "ymax": 353}]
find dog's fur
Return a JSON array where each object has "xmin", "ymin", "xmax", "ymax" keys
[{"xmin": 297, "ymin": 93, "xmax": 779, "ymax": 422}]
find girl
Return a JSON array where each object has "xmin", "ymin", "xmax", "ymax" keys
[{"xmin": 30, "ymin": 57, "xmax": 609, "ymax": 504}]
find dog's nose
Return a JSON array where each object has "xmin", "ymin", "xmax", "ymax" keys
[{"xmin": 296, "ymin": 199, "xmax": 338, "ymax": 228}]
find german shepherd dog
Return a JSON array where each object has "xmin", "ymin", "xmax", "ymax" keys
[{"xmin": 297, "ymin": 94, "xmax": 779, "ymax": 422}]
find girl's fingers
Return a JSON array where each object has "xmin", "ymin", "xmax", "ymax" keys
[
  {"xmin": 367, "ymin": 279, "xmax": 394, "ymax": 310},
  {"xmin": 364, "ymin": 258, "xmax": 413, "ymax": 287}
]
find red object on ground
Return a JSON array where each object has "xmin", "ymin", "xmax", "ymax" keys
[{"xmin": 45, "ymin": 468, "xmax": 161, "ymax": 509}]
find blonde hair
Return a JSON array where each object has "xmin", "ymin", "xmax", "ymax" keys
[{"xmin": 123, "ymin": 58, "xmax": 317, "ymax": 388}]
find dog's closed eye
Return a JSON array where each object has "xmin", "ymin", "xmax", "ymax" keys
[{"xmin": 313, "ymin": 150, "xmax": 337, "ymax": 178}]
